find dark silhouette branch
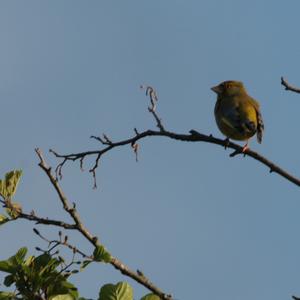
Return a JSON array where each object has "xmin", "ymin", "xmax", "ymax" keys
[
  {"xmin": 18, "ymin": 212, "xmax": 77, "ymax": 229},
  {"xmin": 33, "ymin": 228, "xmax": 92, "ymax": 259},
  {"xmin": 35, "ymin": 148, "xmax": 173, "ymax": 300},
  {"xmin": 51, "ymin": 128, "xmax": 300, "ymax": 187},
  {"xmin": 18, "ymin": 83, "xmax": 300, "ymax": 299},
  {"xmin": 36, "ymin": 148, "xmax": 99, "ymax": 243},
  {"xmin": 50, "ymin": 82, "xmax": 300, "ymax": 189},
  {"xmin": 0, "ymin": 198, "xmax": 77, "ymax": 229},
  {"xmin": 281, "ymin": 77, "xmax": 300, "ymax": 93}
]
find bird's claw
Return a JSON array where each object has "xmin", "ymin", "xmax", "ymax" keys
[{"xmin": 224, "ymin": 138, "xmax": 230, "ymax": 149}]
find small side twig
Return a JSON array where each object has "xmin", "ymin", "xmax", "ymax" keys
[
  {"xmin": 141, "ymin": 85, "xmax": 165, "ymax": 131},
  {"xmin": 35, "ymin": 148, "xmax": 173, "ymax": 299},
  {"xmin": 0, "ymin": 198, "xmax": 77, "ymax": 230},
  {"xmin": 18, "ymin": 212, "xmax": 77, "ymax": 229},
  {"xmin": 33, "ymin": 228, "xmax": 92, "ymax": 259},
  {"xmin": 36, "ymin": 148, "xmax": 97, "ymax": 243},
  {"xmin": 50, "ymin": 83, "xmax": 300, "ymax": 189},
  {"xmin": 51, "ymin": 128, "xmax": 300, "ymax": 188},
  {"xmin": 131, "ymin": 142, "xmax": 139, "ymax": 162},
  {"xmin": 281, "ymin": 77, "xmax": 300, "ymax": 93}
]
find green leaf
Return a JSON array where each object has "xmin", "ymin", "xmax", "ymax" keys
[
  {"xmin": 0, "ymin": 214, "xmax": 9, "ymax": 225},
  {"xmin": 140, "ymin": 294, "xmax": 161, "ymax": 300},
  {"xmin": 3, "ymin": 274, "xmax": 14, "ymax": 287},
  {"xmin": 5, "ymin": 202, "xmax": 22, "ymax": 219},
  {"xmin": 24, "ymin": 255, "xmax": 35, "ymax": 266},
  {"xmin": 33, "ymin": 253, "xmax": 61, "ymax": 275},
  {"xmin": 80, "ymin": 260, "xmax": 92, "ymax": 271},
  {"xmin": 0, "ymin": 291, "xmax": 17, "ymax": 300},
  {"xmin": 98, "ymin": 282, "xmax": 133, "ymax": 300},
  {"xmin": 0, "ymin": 247, "xmax": 26, "ymax": 274},
  {"xmin": 0, "ymin": 170, "xmax": 22, "ymax": 200},
  {"xmin": 47, "ymin": 277, "xmax": 78, "ymax": 299},
  {"xmin": 14, "ymin": 247, "xmax": 27, "ymax": 263},
  {"xmin": 49, "ymin": 295, "xmax": 75, "ymax": 300},
  {"xmin": 33, "ymin": 253, "xmax": 52, "ymax": 270},
  {"xmin": 93, "ymin": 245, "xmax": 112, "ymax": 263},
  {"xmin": 7, "ymin": 247, "xmax": 27, "ymax": 267},
  {"xmin": 0, "ymin": 260, "xmax": 15, "ymax": 273}
]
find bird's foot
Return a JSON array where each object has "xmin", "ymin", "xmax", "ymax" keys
[
  {"xmin": 241, "ymin": 142, "xmax": 249, "ymax": 154},
  {"xmin": 224, "ymin": 138, "xmax": 230, "ymax": 149},
  {"xmin": 229, "ymin": 141, "xmax": 249, "ymax": 157}
]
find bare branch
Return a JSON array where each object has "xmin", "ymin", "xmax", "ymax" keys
[
  {"xmin": 36, "ymin": 148, "xmax": 97, "ymax": 242},
  {"xmin": 35, "ymin": 148, "xmax": 172, "ymax": 299},
  {"xmin": 141, "ymin": 85, "xmax": 165, "ymax": 131},
  {"xmin": 18, "ymin": 212, "xmax": 77, "ymax": 229},
  {"xmin": 33, "ymin": 228, "xmax": 92, "ymax": 259},
  {"xmin": 281, "ymin": 77, "xmax": 300, "ymax": 93},
  {"xmin": 0, "ymin": 198, "xmax": 77, "ymax": 230},
  {"xmin": 110, "ymin": 257, "xmax": 172, "ymax": 300},
  {"xmin": 31, "ymin": 83, "xmax": 300, "ymax": 299},
  {"xmin": 49, "ymin": 86, "xmax": 300, "ymax": 189},
  {"xmin": 51, "ymin": 128, "xmax": 300, "ymax": 188},
  {"xmin": 103, "ymin": 134, "xmax": 113, "ymax": 145}
]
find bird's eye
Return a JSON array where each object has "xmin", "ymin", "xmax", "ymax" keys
[{"xmin": 225, "ymin": 83, "xmax": 232, "ymax": 89}]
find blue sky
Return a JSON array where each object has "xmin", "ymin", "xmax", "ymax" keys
[{"xmin": 0, "ymin": 1, "xmax": 300, "ymax": 299}]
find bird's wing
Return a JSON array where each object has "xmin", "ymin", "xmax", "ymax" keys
[
  {"xmin": 221, "ymin": 103, "xmax": 256, "ymax": 135},
  {"xmin": 248, "ymin": 97, "xmax": 264, "ymax": 143},
  {"xmin": 255, "ymin": 108, "xmax": 264, "ymax": 143}
]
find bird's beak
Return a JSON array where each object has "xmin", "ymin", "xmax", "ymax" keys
[{"xmin": 211, "ymin": 85, "xmax": 221, "ymax": 94}]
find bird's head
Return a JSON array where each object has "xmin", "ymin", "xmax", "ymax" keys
[{"xmin": 211, "ymin": 80, "xmax": 246, "ymax": 97}]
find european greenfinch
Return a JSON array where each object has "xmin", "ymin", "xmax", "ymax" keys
[{"xmin": 211, "ymin": 80, "xmax": 264, "ymax": 152}]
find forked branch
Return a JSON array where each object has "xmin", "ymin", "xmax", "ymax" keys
[
  {"xmin": 281, "ymin": 77, "xmax": 300, "ymax": 93},
  {"xmin": 50, "ymin": 85, "xmax": 300, "ymax": 188},
  {"xmin": 35, "ymin": 148, "xmax": 173, "ymax": 300}
]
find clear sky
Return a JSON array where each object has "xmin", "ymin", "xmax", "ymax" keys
[{"xmin": 0, "ymin": 1, "xmax": 300, "ymax": 299}]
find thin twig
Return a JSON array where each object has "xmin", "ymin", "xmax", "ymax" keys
[
  {"xmin": 33, "ymin": 228, "xmax": 92, "ymax": 259},
  {"xmin": 50, "ymin": 85, "xmax": 300, "ymax": 188},
  {"xmin": 281, "ymin": 77, "xmax": 300, "ymax": 93},
  {"xmin": 36, "ymin": 148, "xmax": 97, "ymax": 243},
  {"xmin": 33, "ymin": 82, "xmax": 300, "ymax": 299},
  {"xmin": 35, "ymin": 148, "xmax": 172, "ymax": 300},
  {"xmin": 143, "ymin": 85, "xmax": 165, "ymax": 131},
  {"xmin": 51, "ymin": 129, "xmax": 300, "ymax": 187},
  {"xmin": 17, "ymin": 212, "xmax": 77, "ymax": 229},
  {"xmin": 0, "ymin": 199, "xmax": 77, "ymax": 229}
]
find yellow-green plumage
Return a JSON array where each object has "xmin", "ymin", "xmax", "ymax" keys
[{"xmin": 212, "ymin": 80, "xmax": 264, "ymax": 147}]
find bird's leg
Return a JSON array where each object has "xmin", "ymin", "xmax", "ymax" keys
[
  {"xmin": 224, "ymin": 137, "xmax": 230, "ymax": 149},
  {"xmin": 242, "ymin": 140, "xmax": 249, "ymax": 153}
]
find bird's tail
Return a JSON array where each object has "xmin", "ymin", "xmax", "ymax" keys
[{"xmin": 256, "ymin": 110, "xmax": 264, "ymax": 143}]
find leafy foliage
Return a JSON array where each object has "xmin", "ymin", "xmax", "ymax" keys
[
  {"xmin": 0, "ymin": 170, "xmax": 22, "ymax": 200},
  {"xmin": 93, "ymin": 245, "xmax": 112, "ymax": 263},
  {"xmin": 5, "ymin": 202, "xmax": 22, "ymax": 219},
  {"xmin": 50, "ymin": 295, "xmax": 75, "ymax": 300},
  {"xmin": 0, "ymin": 291, "xmax": 17, "ymax": 300},
  {"xmin": 0, "ymin": 170, "xmax": 23, "ymax": 220},
  {"xmin": 0, "ymin": 214, "xmax": 9, "ymax": 225},
  {"xmin": 0, "ymin": 247, "xmax": 78, "ymax": 300},
  {"xmin": 0, "ymin": 170, "xmax": 163, "ymax": 299},
  {"xmin": 98, "ymin": 282, "xmax": 133, "ymax": 300}
]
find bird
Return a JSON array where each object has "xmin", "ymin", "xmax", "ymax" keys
[{"xmin": 211, "ymin": 80, "xmax": 264, "ymax": 152}]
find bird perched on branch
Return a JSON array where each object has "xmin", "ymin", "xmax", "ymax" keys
[{"xmin": 211, "ymin": 80, "xmax": 264, "ymax": 152}]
